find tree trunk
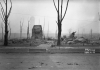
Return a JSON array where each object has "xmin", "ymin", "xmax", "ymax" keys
[
  {"xmin": 4, "ymin": 0, "xmax": 8, "ymax": 46},
  {"xmin": 4, "ymin": 16, "xmax": 8, "ymax": 46},
  {"xmin": 53, "ymin": 0, "xmax": 69, "ymax": 46},
  {"xmin": 57, "ymin": 22, "xmax": 62, "ymax": 46}
]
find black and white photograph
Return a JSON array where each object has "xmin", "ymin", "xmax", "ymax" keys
[{"xmin": 0, "ymin": 0, "xmax": 100, "ymax": 70}]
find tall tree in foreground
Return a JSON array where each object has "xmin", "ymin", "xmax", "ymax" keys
[
  {"xmin": 53, "ymin": 0, "xmax": 69, "ymax": 46},
  {"xmin": 0, "ymin": 0, "xmax": 12, "ymax": 46}
]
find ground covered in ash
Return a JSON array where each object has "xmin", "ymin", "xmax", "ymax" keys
[
  {"xmin": 0, "ymin": 38, "xmax": 46, "ymax": 47},
  {"xmin": 0, "ymin": 38, "xmax": 100, "ymax": 48}
]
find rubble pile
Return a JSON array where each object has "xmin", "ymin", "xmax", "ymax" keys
[
  {"xmin": 8, "ymin": 39, "xmax": 30, "ymax": 44},
  {"xmin": 30, "ymin": 39, "xmax": 46, "ymax": 46}
]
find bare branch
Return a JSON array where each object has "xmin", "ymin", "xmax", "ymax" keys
[
  {"xmin": 61, "ymin": 0, "xmax": 69, "ymax": 22},
  {"xmin": 56, "ymin": 20, "xmax": 59, "ymax": 25},
  {"xmin": 1, "ymin": 8, "xmax": 5, "ymax": 19},
  {"xmin": 0, "ymin": 2, "xmax": 5, "ymax": 18},
  {"xmin": 61, "ymin": 0, "xmax": 63, "ymax": 18},
  {"xmin": 53, "ymin": 0, "xmax": 58, "ymax": 12},
  {"xmin": 0, "ymin": 2, "xmax": 5, "ymax": 23},
  {"xmin": 60, "ymin": 0, "xmax": 63, "ymax": 22},
  {"xmin": 7, "ymin": 0, "xmax": 12, "ymax": 18},
  {"xmin": 0, "ymin": 13, "xmax": 5, "ymax": 23}
]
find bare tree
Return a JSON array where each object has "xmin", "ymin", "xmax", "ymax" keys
[
  {"xmin": 0, "ymin": 0, "xmax": 12, "ymax": 46},
  {"xmin": 20, "ymin": 19, "xmax": 24, "ymax": 39},
  {"xmin": 27, "ymin": 21, "xmax": 30, "ymax": 39},
  {"xmin": 53, "ymin": 0, "xmax": 69, "ymax": 46}
]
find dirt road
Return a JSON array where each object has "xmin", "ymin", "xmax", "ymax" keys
[{"xmin": 0, "ymin": 53, "xmax": 99, "ymax": 70}]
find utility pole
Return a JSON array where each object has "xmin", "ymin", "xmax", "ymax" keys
[
  {"xmin": 47, "ymin": 21, "xmax": 49, "ymax": 38},
  {"xmin": 90, "ymin": 29, "xmax": 92, "ymax": 40},
  {"xmin": 43, "ymin": 17, "xmax": 45, "ymax": 32},
  {"xmin": 43, "ymin": 17, "xmax": 45, "ymax": 39},
  {"xmin": 78, "ymin": 29, "xmax": 79, "ymax": 38}
]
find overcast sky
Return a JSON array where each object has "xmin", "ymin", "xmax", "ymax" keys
[{"xmin": 0, "ymin": 0, "xmax": 100, "ymax": 36}]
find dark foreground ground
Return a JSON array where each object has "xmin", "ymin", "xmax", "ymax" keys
[{"xmin": 0, "ymin": 53, "xmax": 100, "ymax": 70}]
